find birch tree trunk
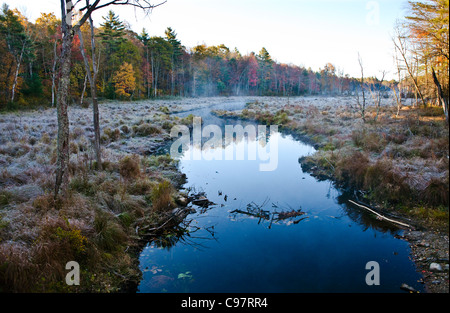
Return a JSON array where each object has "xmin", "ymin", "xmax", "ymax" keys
[
  {"xmin": 55, "ymin": 31, "xmax": 72, "ymax": 197},
  {"xmin": 55, "ymin": 0, "xmax": 73, "ymax": 198},
  {"xmin": 51, "ymin": 39, "xmax": 58, "ymax": 107},
  {"xmin": 77, "ymin": 12, "xmax": 102, "ymax": 170},
  {"xmin": 11, "ymin": 43, "xmax": 25, "ymax": 102}
]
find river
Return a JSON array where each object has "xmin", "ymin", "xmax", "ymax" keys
[{"xmin": 137, "ymin": 99, "xmax": 424, "ymax": 293}]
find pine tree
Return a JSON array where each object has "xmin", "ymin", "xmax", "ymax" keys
[
  {"xmin": 165, "ymin": 27, "xmax": 183, "ymax": 95},
  {"xmin": 138, "ymin": 28, "xmax": 152, "ymax": 98},
  {"xmin": 99, "ymin": 10, "xmax": 126, "ymax": 53},
  {"xmin": 256, "ymin": 47, "xmax": 273, "ymax": 95},
  {"xmin": 99, "ymin": 10, "xmax": 128, "ymax": 98}
]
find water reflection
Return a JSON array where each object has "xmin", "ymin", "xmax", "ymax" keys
[
  {"xmin": 229, "ymin": 198, "xmax": 308, "ymax": 228},
  {"xmin": 138, "ymin": 102, "xmax": 424, "ymax": 293},
  {"xmin": 337, "ymin": 194, "xmax": 403, "ymax": 235}
]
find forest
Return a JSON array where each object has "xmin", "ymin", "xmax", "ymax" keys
[
  {"xmin": 0, "ymin": 5, "xmax": 397, "ymax": 108},
  {"xmin": 1, "ymin": 1, "xmax": 447, "ymax": 114}
]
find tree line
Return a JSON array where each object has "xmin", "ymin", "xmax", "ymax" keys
[
  {"xmin": 1, "ymin": 1, "xmax": 447, "ymax": 111},
  {"xmin": 1, "ymin": 4, "xmax": 389, "ymax": 109}
]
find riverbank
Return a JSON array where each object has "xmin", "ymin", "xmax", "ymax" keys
[
  {"xmin": 0, "ymin": 98, "xmax": 201, "ymax": 292},
  {"xmin": 213, "ymin": 96, "xmax": 449, "ymax": 293}
]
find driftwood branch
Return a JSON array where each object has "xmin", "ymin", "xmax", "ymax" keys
[{"xmin": 348, "ymin": 200, "xmax": 411, "ymax": 228}]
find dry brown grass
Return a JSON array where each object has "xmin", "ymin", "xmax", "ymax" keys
[
  {"xmin": 119, "ymin": 154, "xmax": 141, "ymax": 180},
  {"xmin": 150, "ymin": 180, "xmax": 175, "ymax": 212}
]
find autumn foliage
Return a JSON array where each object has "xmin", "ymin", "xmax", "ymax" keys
[{"xmin": 112, "ymin": 62, "xmax": 136, "ymax": 99}]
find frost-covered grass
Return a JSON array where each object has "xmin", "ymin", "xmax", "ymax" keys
[{"xmin": 0, "ymin": 99, "xmax": 197, "ymax": 292}]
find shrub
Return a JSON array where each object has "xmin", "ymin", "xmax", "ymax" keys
[
  {"xmin": 120, "ymin": 125, "xmax": 130, "ymax": 134},
  {"xmin": 33, "ymin": 193, "xmax": 57, "ymax": 210},
  {"xmin": 352, "ymin": 129, "xmax": 386, "ymax": 152},
  {"xmin": 335, "ymin": 151, "xmax": 370, "ymax": 188},
  {"xmin": 145, "ymin": 154, "xmax": 178, "ymax": 169},
  {"xmin": 98, "ymin": 179, "xmax": 122, "ymax": 196},
  {"xmin": 127, "ymin": 178, "xmax": 154, "ymax": 195},
  {"xmin": 102, "ymin": 127, "xmax": 120, "ymax": 142},
  {"xmin": 36, "ymin": 217, "xmax": 88, "ymax": 274},
  {"xmin": 273, "ymin": 110, "xmax": 289, "ymax": 126},
  {"xmin": 117, "ymin": 212, "xmax": 134, "ymax": 228},
  {"xmin": 386, "ymin": 132, "xmax": 408, "ymax": 145},
  {"xmin": 421, "ymin": 178, "xmax": 449, "ymax": 207},
  {"xmin": 40, "ymin": 133, "xmax": 51, "ymax": 144},
  {"xmin": 72, "ymin": 127, "xmax": 84, "ymax": 140},
  {"xmin": 93, "ymin": 211, "xmax": 127, "ymax": 252},
  {"xmin": 110, "ymin": 129, "xmax": 121, "ymax": 141},
  {"xmin": 161, "ymin": 121, "xmax": 174, "ymax": 131},
  {"xmin": 363, "ymin": 159, "xmax": 412, "ymax": 204},
  {"xmin": 419, "ymin": 106, "xmax": 444, "ymax": 117},
  {"xmin": 0, "ymin": 191, "xmax": 12, "ymax": 208},
  {"xmin": 70, "ymin": 175, "xmax": 95, "ymax": 196},
  {"xmin": 150, "ymin": 180, "xmax": 174, "ymax": 212},
  {"xmin": 119, "ymin": 154, "xmax": 141, "ymax": 180},
  {"xmin": 54, "ymin": 227, "xmax": 87, "ymax": 255},
  {"xmin": 0, "ymin": 244, "xmax": 38, "ymax": 292},
  {"xmin": 363, "ymin": 132, "xmax": 386, "ymax": 152},
  {"xmin": 134, "ymin": 123, "xmax": 161, "ymax": 137},
  {"xmin": 160, "ymin": 106, "xmax": 170, "ymax": 114},
  {"xmin": 70, "ymin": 142, "xmax": 78, "ymax": 154},
  {"xmin": 351, "ymin": 129, "xmax": 365, "ymax": 147}
]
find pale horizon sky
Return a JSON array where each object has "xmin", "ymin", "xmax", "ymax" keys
[{"xmin": 2, "ymin": 0, "xmax": 410, "ymax": 80}]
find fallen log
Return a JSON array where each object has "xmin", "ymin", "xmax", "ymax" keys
[{"xmin": 348, "ymin": 200, "xmax": 412, "ymax": 229}]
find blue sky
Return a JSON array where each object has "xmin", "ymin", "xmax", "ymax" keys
[{"xmin": 3, "ymin": 0, "xmax": 409, "ymax": 80}]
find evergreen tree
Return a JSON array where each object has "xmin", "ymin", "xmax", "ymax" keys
[
  {"xmin": 257, "ymin": 47, "xmax": 273, "ymax": 95},
  {"xmin": 165, "ymin": 27, "xmax": 182, "ymax": 95},
  {"xmin": 99, "ymin": 10, "xmax": 126, "ymax": 53},
  {"xmin": 137, "ymin": 28, "xmax": 152, "ymax": 98},
  {"xmin": 98, "ymin": 11, "xmax": 128, "ymax": 98}
]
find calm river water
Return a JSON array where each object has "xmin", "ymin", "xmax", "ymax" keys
[{"xmin": 137, "ymin": 99, "xmax": 424, "ymax": 293}]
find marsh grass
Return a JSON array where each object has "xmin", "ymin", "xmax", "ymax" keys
[
  {"xmin": 150, "ymin": 180, "xmax": 175, "ymax": 212},
  {"xmin": 0, "ymin": 100, "xmax": 187, "ymax": 292}
]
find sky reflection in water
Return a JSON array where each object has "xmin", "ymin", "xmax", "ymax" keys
[{"xmin": 138, "ymin": 122, "xmax": 423, "ymax": 293}]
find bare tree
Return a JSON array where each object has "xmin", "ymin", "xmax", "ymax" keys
[
  {"xmin": 77, "ymin": 1, "xmax": 102, "ymax": 170},
  {"xmin": 55, "ymin": 0, "xmax": 165, "ymax": 198},
  {"xmin": 392, "ymin": 52, "xmax": 404, "ymax": 117},
  {"xmin": 368, "ymin": 70, "xmax": 387, "ymax": 122},
  {"xmin": 392, "ymin": 25, "xmax": 427, "ymax": 107},
  {"xmin": 355, "ymin": 53, "xmax": 367, "ymax": 122}
]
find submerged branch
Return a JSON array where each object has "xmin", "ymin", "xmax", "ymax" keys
[{"xmin": 348, "ymin": 200, "xmax": 412, "ymax": 228}]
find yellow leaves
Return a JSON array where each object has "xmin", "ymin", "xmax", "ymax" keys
[{"xmin": 112, "ymin": 62, "xmax": 136, "ymax": 98}]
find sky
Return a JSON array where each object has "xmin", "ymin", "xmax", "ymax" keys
[{"xmin": 2, "ymin": 0, "xmax": 410, "ymax": 80}]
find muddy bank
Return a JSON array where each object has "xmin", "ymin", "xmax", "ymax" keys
[{"xmin": 400, "ymin": 230, "xmax": 449, "ymax": 293}]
